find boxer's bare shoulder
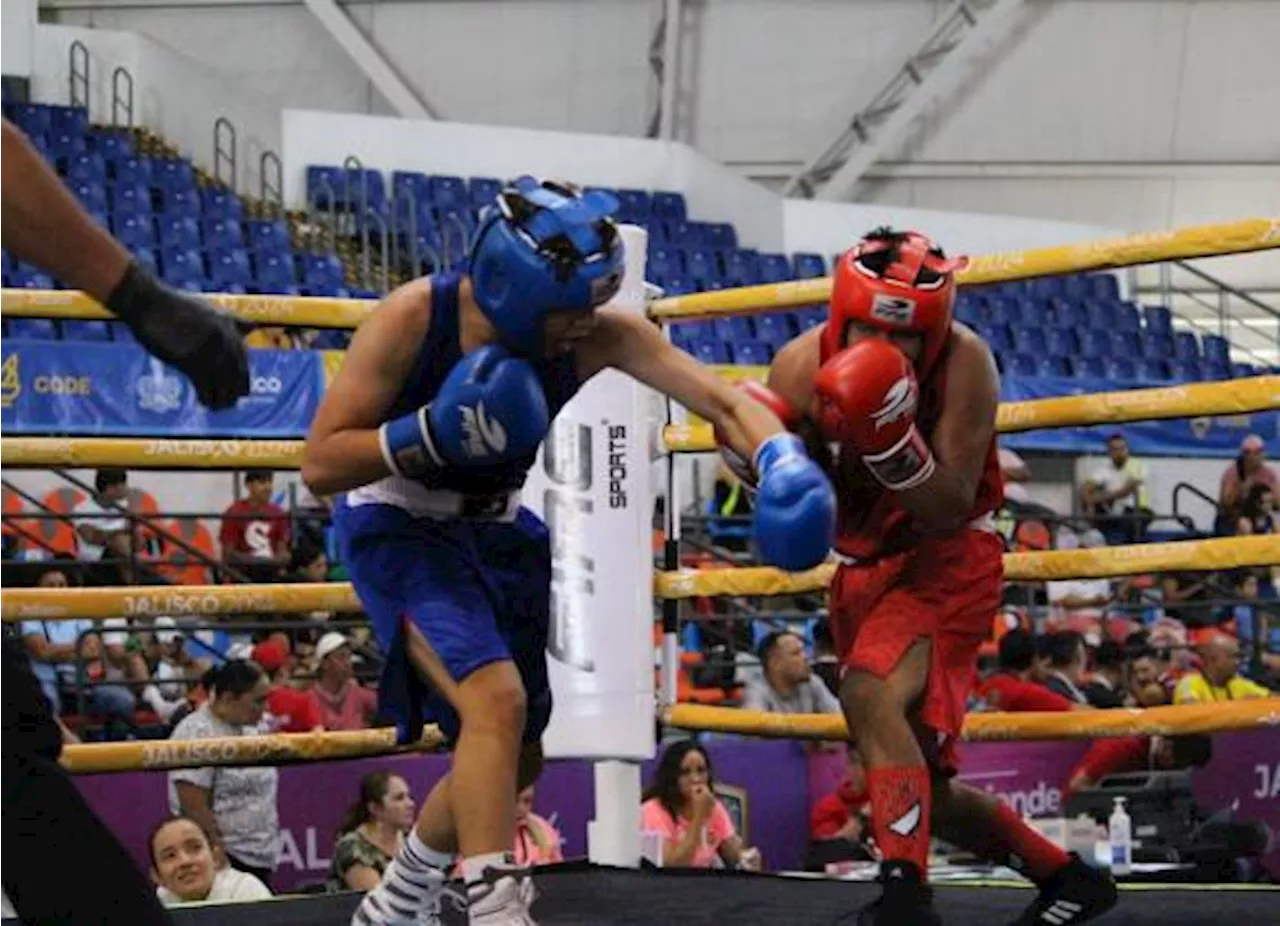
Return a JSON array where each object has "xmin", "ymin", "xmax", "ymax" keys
[{"xmin": 767, "ymin": 325, "xmax": 823, "ymax": 419}]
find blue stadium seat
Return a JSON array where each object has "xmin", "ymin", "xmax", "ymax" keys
[
  {"xmin": 1011, "ymin": 298, "xmax": 1047, "ymax": 329},
  {"xmin": 985, "ymin": 298, "xmax": 1013, "ymax": 327},
  {"xmin": 1079, "ymin": 328, "xmax": 1111, "ymax": 358},
  {"xmin": 1071, "ymin": 357, "xmax": 1107, "ymax": 379},
  {"xmin": 645, "ymin": 220, "xmax": 671, "ymax": 246},
  {"xmin": 691, "ymin": 339, "xmax": 731, "ymax": 365},
  {"xmin": 1233, "ymin": 362, "xmax": 1258, "ymax": 379},
  {"xmin": 86, "ymin": 129, "xmax": 133, "ymax": 160},
  {"xmin": 111, "ymin": 155, "xmax": 153, "ymax": 187},
  {"xmin": 201, "ymin": 187, "xmax": 243, "ymax": 221},
  {"xmin": 1008, "ymin": 354, "xmax": 1039, "ymax": 377},
  {"xmin": 1045, "ymin": 329, "xmax": 1079, "ymax": 359},
  {"xmin": 111, "ymin": 181, "xmax": 154, "ymax": 216},
  {"xmin": 1109, "ymin": 331, "xmax": 1141, "ymax": 358},
  {"xmin": 724, "ymin": 250, "xmax": 760, "ymax": 287},
  {"xmin": 1048, "ymin": 298, "xmax": 1083, "ymax": 329},
  {"xmin": 980, "ymin": 324, "xmax": 1015, "ymax": 353},
  {"xmin": 1089, "ymin": 275, "xmax": 1121, "ymax": 302},
  {"xmin": 301, "ymin": 253, "xmax": 345, "ymax": 288},
  {"xmin": 468, "ymin": 176, "xmax": 502, "ymax": 207},
  {"xmin": 1172, "ymin": 331, "xmax": 1200, "ymax": 361},
  {"xmin": 61, "ymin": 320, "xmax": 112, "ymax": 343},
  {"xmin": 732, "ymin": 341, "xmax": 773, "ymax": 366},
  {"xmin": 1038, "ymin": 357, "xmax": 1071, "ymax": 378},
  {"xmin": 245, "ymin": 220, "xmax": 290, "ymax": 251},
  {"xmin": 1105, "ymin": 357, "xmax": 1136, "ymax": 381},
  {"xmin": 1204, "ymin": 362, "xmax": 1232, "ymax": 381},
  {"xmin": 757, "ymin": 254, "xmax": 791, "ymax": 283},
  {"xmin": 792, "ymin": 253, "xmax": 827, "ymax": 279},
  {"xmin": 307, "ymin": 165, "xmax": 346, "ymax": 206},
  {"xmin": 651, "ymin": 191, "xmax": 687, "ymax": 221},
  {"xmin": 10, "ymin": 103, "xmax": 51, "ymax": 137},
  {"xmin": 1027, "ymin": 277, "xmax": 1066, "ymax": 300},
  {"xmin": 207, "ymin": 252, "xmax": 249, "ymax": 288},
  {"xmin": 1140, "ymin": 334, "xmax": 1174, "ymax": 360},
  {"xmin": 161, "ymin": 248, "xmax": 206, "ymax": 284},
  {"xmin": 429, "ymin": 175, "xmax": 468, "ymax": 210},
  {"xmin": 255, "ymin": 252, "xmax": 297, "ymax": 290},
  {"xmin": 202, "ymin": 218, "xmax": 244, "ymax": 250},
  {"xmin": 713, "ymin": 317, "xmax": 754, "ymax": 343},
  {"xmin": 703, "ymin": 223, "xmax": 738, "ymax": 251},
  {"xmin": 110, "ymin": 323, "xmax": 135, "ymax": 343},
  {"xmin": 152, "ymin": 158, "xmax": 197, "ymax": 191},
  {"xmin": 69, "ymin": 180, "xmax": 108, "ymax": 214},
  {"xmin": 1060, "ymin": 275, "xmax": 1091, "ymax": 300},
  {"xmin": 615, "ymin": 189, "xmax": 651, "ymax": 223},
  {"xmin": 391, "ymin": 170, "xmax": 430, "ymax": 202},
  {"xmin": 158, "ymin": 187, "xmax": 201, "ymax": 220},
  {"xmin": 646, "ymin": 246, "xmax": 685, "ymax": 280},
  {"xmin": 753, "ymin": 313, "xmax": 794, "ymax": 347},
  {"xmin": 685, "ymin": 248, "xmax": 720, "ymax": 284},
  {"xmin": 1169, "ymin": 360, "xmax": 1203, "ymax": 382},
  {"xmin": 658, "ymin": 275, "xmax": 694, "ymax": 297},
  {"xmin": 1202, "ymin": 334, "xmax": 1230, "ymax": 365},
  {"xmin": 64, "ymin": 151, "xmax": 107, "ymax": 185},
  {"xmin": 667, "ymin": 221, "xmax": 702, "ymax": 248},
  {"xmin": 49, "ymin": 105, "xmax": 88, "ymax": 137},
  {"xmin": 8, "ymin": 318, "xmax": 59, "ymax": 339},
  {"xmin": 954, "ymin": 293, "xmax": 984, "ymax": 327},
  {"xmin": 795, "ymin": 307, "xmax": 826, "ymax": 331},
  {"xmin": 111, "ymin": 213, "xmax": 154, "ymax": 250},
  {"xmin": 156, "ymin": 216, "xmax": 202, "ymax": 250},
  {"xmin": 1136, "ymin": 360, "xmax": 1170, "ymax": 382},
  {"xmin": 1143, "ymin": 305, "xmax": 1173, "ymax": 334},
  {"xmin": 1013, "ymin": 328, "xmax": 1047, "ymax": 356},
  {"xmin": 48, "ymin": 132, "xmax": 86, "ymax": 160}
]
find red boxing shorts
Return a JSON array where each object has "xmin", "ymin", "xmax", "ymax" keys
[{"xmin": 830, "ymin": 526, "xmax": 1004, "ymax": 770}]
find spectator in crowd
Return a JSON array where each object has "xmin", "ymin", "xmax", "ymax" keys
[
  {"xmin": 806, "ymin": 743, "xmax": 873, "ymax": 871},
  {"xmin": 1173, "ymin": 633, "xmax": 1272, "ymax": 703},
  {"xmin": 149, "ymin": 815, "xmax": 271, "ymax": 906},
  {"xmin": 1042, "ymin": 631, "xmax": 1091, "ymax": 705},
  {"xmin": 1160, "ymin": 571, "xmax": 1218, "ymax": 629},
  {"xmin": 19, "ymin": 562, "xmax": 136, "ymax": 721},
  {"xmin": 742, "ymin": 631, "xmax": 842, "ymax": 715},
  {"xmin": 284, "ymin": 543, "xmax": 341, "ymax": 658},
  {"xmin": 73, "ymin": 469, "xmax": 132, "ymax": 584},
  {"xmin": 1046, "ymin": 529, "xmax": 1114, "ymax": 633},
  {"xmin": 1219, "ymin": 434, "xmax": 1276, "ymax": 527},
  {"xmin": 810, "ymin": 621, "xmax": 841, "ymax": 699},
  {"xmin": 307, "ymin": 632, "xmax": 378, "ymax": 731},
  {"xmin": 641, "ymin": 740, "xmax": 761, "ymax": 870},
  {"xmin": 1127, "ymin": 642, "xmax": 1173, "ymax": 706},
  {"xmin": 1080, "ymin": 434, "xmax": 1152, "ymax": 544},
  {"xmin": 219, "ymin": 470, "xmax": 291, "ymax": 583},
  {"xmin": 329, "ymin": 772, "xmax": 417, "ymax": 892},
  {"xmin": 251, "ymin": 638, "xmax": 322, "ymax": 733},
  {"xmin": 1065, "ymin": 734, "xmax": 1213, "ymax": 796},
  {"xmin": 1082, "ymin": 640, "xmax": 1127, "ymax": 708},
  {"xmin": 997, "ymin": 445, "xmax": 1033, "ymax": 506},
  {"xmin": 1230, "ymin": 571, "xmax": 1280, "ymax": 677},
  {"xmin": 512, "ymin": 786, "xmax": 565, "ymax": 868},
  {"xmin": 168, "ymin": 660, "xmax": 280, "ymax": 889},
  {"xmin": 137, "ymin": 617, "xmax": 199, "ymax": 723},
  {"xmin": 1235, "ymin": 483, "xmax": 1276, "ymax": 537},
  {"xmin": 973, "ymin": 630, "xmax": 1078, "ymax": 712}
]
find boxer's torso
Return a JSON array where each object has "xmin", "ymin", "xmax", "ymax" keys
[
  {"xmin": 832, "ymin": 331, "xmax": 1004, "ymax": 559},
  {"xmin": 346, "ymin": 271, "xmax": 581, "ymax": 513}
]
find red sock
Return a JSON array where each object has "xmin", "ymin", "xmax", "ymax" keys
[
  {"xmin": 866, "ymin": 765, "xmax": 932, "ymax": 878},
  {"xmin": 989, "ymin": 799, "xmax": 1071, "ymax": 882}
]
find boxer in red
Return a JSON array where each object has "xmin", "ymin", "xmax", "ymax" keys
[{"xmin": 743, "ymin": 229, "xmax": 1118, "ymax": 925}]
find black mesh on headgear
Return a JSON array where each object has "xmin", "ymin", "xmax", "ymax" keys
[{"xmin": 857, "ymin": 227, "xmax": 950, "ymax": 287}]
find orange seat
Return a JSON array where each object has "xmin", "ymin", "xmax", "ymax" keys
[
  {"xmin": 37, "ymin": 488, "xmax": 86, "ymax": 556},
  {"xmin": 153, "ymin": 518, "xmax": 217, "ymax": 586}
]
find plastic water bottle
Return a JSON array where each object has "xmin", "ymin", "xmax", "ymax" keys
[{"xmin": 1108, "ymin": 796, "xmax": 1132, "ymax": 876}]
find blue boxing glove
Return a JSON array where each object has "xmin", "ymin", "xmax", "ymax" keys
[
  {"xmin": 379, "ymin": 345, "xmax": 551, "ymax": 477},
  {"xmin": 752, "ymin": 433, "xmax": 836, "ymax": 571}
]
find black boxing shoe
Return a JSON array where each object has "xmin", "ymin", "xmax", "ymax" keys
[
  {"xmin": 1008, "ymin": 854, "xmax": 1118, "ymax": 926},
  {"xmin": 857, "ymin": 860, "xmax": 942, "ymax": 926}
]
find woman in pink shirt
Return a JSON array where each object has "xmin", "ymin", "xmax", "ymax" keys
[
  {"xmin": 511, "ymin": 785, "xmax": 564, "ymax": 867},
  {"xmin": 641, "ymin": 740, "xmax": 762, "ymax": 870}
]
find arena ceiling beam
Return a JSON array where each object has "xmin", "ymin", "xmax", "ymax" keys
[
  {"xmin": 783, "ymin": 0, "xmax": 1029, "ymax": 202},
  {"xmin": 302, "ymin": 0, "xmax": 437, "ymax": 120}
]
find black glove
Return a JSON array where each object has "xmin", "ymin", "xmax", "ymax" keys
[{"xmin": 104, "ymin": 262, "xmax": 250, "ymax": 410}]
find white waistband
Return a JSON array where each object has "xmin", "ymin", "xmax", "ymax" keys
[
  {"xmin": 346, "ymin": 476, "xmax": 521, "ymax": 522},
  {"xmin": 831, "ymin": 512, "xmax": 997, "ymax": 566}
]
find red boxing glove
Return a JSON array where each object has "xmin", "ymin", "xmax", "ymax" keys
[
  {"xmin": 715, "ymin": 380, "xmax": 800, "ymax": 489},
  {"xmin": 814, "ymin": 340, "xmax": 937, "ymax": 491}
]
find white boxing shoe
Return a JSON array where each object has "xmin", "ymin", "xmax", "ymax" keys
[{"xmin": 466, "ymin": 868, "xmax": 538, "ymax": 926}]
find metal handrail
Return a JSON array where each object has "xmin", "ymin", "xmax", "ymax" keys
[
  {"xmin": 259, "ymin": 151, "xmax": 284, "ymax": 217},
  {"xmin": 111, "ymin": 67, "xmax": 134, "ymax": 129},
  {"xmin": 213, "ymin": 116, "xmax": 236, "ymax": 192},
  {"xmin": 68, "ymin": 41, "xmax": 89, "ymax": 111}
]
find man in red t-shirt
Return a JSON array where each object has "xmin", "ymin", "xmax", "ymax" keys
[
  {"xmin": 974, "ymin": 630, "xmax": 1082, "ymax": 712},
  {"xmin": 220, "ymin": 469, "xmax": 290, "ymax": 583},
  {"xmin": 1066, "ymin": 734, "xmax": 1214, "ymax": 796},
  {"xmin": 251, "ymin": 637, "xmax": 321, "ymax": 733}
]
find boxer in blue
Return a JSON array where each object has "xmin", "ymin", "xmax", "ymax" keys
[{"xmin": 302, "ymin": 177, "xmax": 835, "ymax": 925}]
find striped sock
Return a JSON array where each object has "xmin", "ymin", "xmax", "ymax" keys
[{"xmin": 352, "ymin": 832, "xmax": 454, "ymax": 926}]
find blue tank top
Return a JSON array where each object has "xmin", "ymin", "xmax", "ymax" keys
[{"xmin": 383, "ymin": 272, "xmax": 582, "ymax": 495}]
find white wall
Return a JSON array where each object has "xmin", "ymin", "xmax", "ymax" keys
[
  {"xmin": 783, "ymin": 199, "xmax": 1119, "ymax": 261},
  {"xmin": 281, "ymin": 110, "xmax": 785, "ymax": 250},
  {"xmin": 2, "ymin": 0, "xmax": 38, "ymax": 77}
]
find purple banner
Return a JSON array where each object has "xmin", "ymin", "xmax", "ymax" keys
[{"xmin": 75, "ymin": 728, "xmax": 1280, "ymax": 893}]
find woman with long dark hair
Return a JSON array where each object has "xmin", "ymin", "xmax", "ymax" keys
[
  {"xmin": 329, "ymin": 771, "xmax": 417, "ymax": 892},
  {"xmin": 640, "ymin": 739, "xmax": 761, "ymax": 870}
]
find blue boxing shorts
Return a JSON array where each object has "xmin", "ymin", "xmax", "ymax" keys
[{"xmin": 333, "ymin": 498, "xmax": 553, "ymax": 746}]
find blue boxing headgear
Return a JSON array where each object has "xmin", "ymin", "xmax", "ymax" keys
[{"xmin": 469, "ymin": 176, "xmax": 626, "ymax": 354}]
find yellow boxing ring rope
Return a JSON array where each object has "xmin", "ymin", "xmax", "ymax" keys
[{"xmin": 2, "ymin": 215, "xmax": 1279, "ymax": 774}]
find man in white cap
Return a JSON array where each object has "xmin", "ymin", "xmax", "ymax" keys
[{"xmin": 307, "ymin": 632, "xmax": 378, "ymax": 730}]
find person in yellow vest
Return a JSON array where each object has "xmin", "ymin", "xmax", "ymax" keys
[{"xmin": 1174, "ymin": 632, "xmax": 1272, "ymax": 703}]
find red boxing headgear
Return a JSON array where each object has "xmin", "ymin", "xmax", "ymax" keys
[{"xmin": 821, "ymin": 228, "xmax": 967, "ymax": 378}]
